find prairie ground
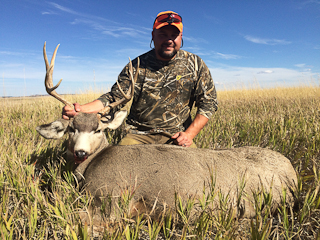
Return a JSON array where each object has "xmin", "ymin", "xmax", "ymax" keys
[{"xmin": 0, "ymin": 86, "xmax": 319, "ymax": 239}]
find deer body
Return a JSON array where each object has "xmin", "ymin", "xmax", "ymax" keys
[
  {"xmin": 81, "ymin": 144, "xmax": 297, "ymax": 218},
  {"xmin": 38, "ymin": 114, "xmax": 297, "ymax": 219}
]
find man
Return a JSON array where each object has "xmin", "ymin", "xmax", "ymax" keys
[{"xmin": 63, "ymin": 11, "xmax": 218, "ymax": 148}]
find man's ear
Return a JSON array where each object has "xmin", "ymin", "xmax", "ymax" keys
[
  {"xmin": 151, "ymin": 30, "xmax": 155, "ymax": 39},
  {"xmin": 150, "ymin": 31, "xmax": 155, "ymax": 49}
]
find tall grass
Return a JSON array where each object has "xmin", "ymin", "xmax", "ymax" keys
[{"xmin": 0, "ymin": 86, "xmax": 319, "ymax": 239}]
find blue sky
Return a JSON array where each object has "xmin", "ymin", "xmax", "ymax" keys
[{"xmin": 1, "ymin": 0, "xmax": 319, "ymax": 97}]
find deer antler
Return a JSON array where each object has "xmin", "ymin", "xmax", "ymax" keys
[
  {"xmin": 98, "ymin": 57, "xmax": 140, "ymax": 117},
  {"xmin": 43, "ymin": 42, "xmax": 74, "ymax": 109}
]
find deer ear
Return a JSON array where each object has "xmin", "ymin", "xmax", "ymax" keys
[
  {"xmin": 100, "ymin": 110, "xmax": 128, "ymax": 130},
  {"xmin": 36, "ymin": 119, "xmax": 69, "ymax": 139}
]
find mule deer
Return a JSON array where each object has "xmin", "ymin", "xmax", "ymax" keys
[{"xmin": 37, "ymin": 43, "xmax": 297, "ymax": 227}]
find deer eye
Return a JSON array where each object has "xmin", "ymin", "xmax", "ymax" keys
[{"xmin": 95, "ymin": 129, "xmax": 101, "ymax": 134}]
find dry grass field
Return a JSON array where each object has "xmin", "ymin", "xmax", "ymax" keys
[{"xmin": 0, "ymin": 86, "xmax": 319, "ymax": 239}]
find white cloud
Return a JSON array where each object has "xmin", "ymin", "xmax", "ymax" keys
[
  {"xmin": 294, "ymin": 63, "xmax": 314, "ymax": 73},
  {"xmin": 302, "ymin": 0, "xmax": 320, "ymax": 5},
  {"xmin": 257, "ymin": 70, "xmax": 273, "ymax": 74},
  {"xmin": 0, "ymin": 50, "xmax": 36, "ymax": 56},
  {"xmin": 295, "ymin": 63, "xmax": 306, "ymax": 68},
  {"xmin": 54, "ymin": 7, "xmax": 148, "ymax": 39},
  {"xmin": 183, "ymin": 36, "xmax": 208, "ymax": 44},
  {"xmin": 49, "ymin": 2, "xmax": 79, "ymax": 15},
  {"xmin": 212, "ymin": 52, "xmax": 242, "ymax": 60},
  {"xmin": 244, "ymin": 35, "xmax": 291, "ymax": 45},
  {"xmin": 41, "ymin": 11, "xmax": 56, "ymax": 15},
  {"xmin": 190, "ymin": 49, "xmax": 242, "ymax": 60},
  {"xmin": 209, "ymin": 66, "xmax": 318, "ymax": 90}
]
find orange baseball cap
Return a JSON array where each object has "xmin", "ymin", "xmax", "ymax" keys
[{"xmin": 153, "ymin": 11, "xmax": 183, "ymax": 32}]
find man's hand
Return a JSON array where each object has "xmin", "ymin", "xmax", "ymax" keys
[
  {"xmin": 62, "ymin": 103, "xmax": 81, "ymax": 120},
  {"xmin": 171, "ymin": 132, "xmax": 194, "ymax": 147},
  {"xmin": 62, "ymin": 100, "xmax": 105, "ymax": 120},
  {"xmin": 171, "ymin": 114, "xmax": 209, "ymax": 147}
]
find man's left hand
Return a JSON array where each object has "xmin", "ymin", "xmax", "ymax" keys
[{"xmin": 171, "ymin": 132, "xmax": 193, "ymax": 147}]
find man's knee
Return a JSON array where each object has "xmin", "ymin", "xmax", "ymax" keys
[
  {"xmin": 118, "ymin": 133, "xmax": 153, "ymax": 145},
  {"xmin": 189, "ymin": 142, "xmax": 197, "ymax": 148},
  {"xmin": 118, "ymin": 133, "xmax": 198, "ymax": 148},
  {"xmin": 118, "ymin": 136, "xmax": 142, "ymax": 146}
]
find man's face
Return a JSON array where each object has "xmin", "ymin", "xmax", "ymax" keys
[{"xmin": 152, "ymin": 25, "xmax": 182, "ymax": 61}]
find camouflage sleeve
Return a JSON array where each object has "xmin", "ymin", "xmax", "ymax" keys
[
  {"xmin": 194, "ymin": 57, "xmax": 218, "ymax": 119},
  {"xmin": 97, "ymin": 59, "xmax": 138, "ymax": 112}
]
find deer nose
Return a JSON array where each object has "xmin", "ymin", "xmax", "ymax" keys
[{"xmin": 75, "ymin": 150, "xmax": 87, "ymax": 160}]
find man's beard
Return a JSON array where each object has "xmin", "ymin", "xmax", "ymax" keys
[{"xmin": 157, "ymin": 45, "xmax": 177, "ymax": 60}]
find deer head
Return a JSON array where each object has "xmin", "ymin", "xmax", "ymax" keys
[{"xmin": 37, "ymin": 42, "xmax": 139, "ymax": 163}]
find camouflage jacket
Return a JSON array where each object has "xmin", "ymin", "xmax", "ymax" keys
[{"xmin": 98, "ymin": 49, "xmax": 218, "ymax": 135}]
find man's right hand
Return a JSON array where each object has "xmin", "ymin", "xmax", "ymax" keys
[{"xmin": 62, "ymin": 103, "xmax": 81, "ymax": 120}]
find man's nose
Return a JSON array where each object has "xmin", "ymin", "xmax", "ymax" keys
[{"xmin": 165, "ymin": 37, "xmax": 174, "ymax": 42}]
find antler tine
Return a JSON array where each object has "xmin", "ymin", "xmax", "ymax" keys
[
  {"xmin": 43, "ymin": 42, "xmax": 74, "ymax": 109},
  {"xmin": 44, "ymin": 42, "xmax": 50, "ymax": 72},
  {"xmin": 98, "ymin": 57, "xmax": 140, "ymax": 117},
  {"xmin": 115, "ymin": 58, "xmax": 135, "ymax": 101}
]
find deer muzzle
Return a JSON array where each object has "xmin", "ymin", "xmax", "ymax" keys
[{"xmin": 74, "ymin": 150, "xmax": 88, "ymax": 164}]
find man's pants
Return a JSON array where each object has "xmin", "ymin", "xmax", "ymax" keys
[{"xmin": 118, "ymin": 133, "xmax": 197, "ymax": 148}]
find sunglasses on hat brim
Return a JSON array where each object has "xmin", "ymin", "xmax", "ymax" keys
[{"xmin": 154, "ymin": 13, "xmax": 182, "ymax": 25}]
